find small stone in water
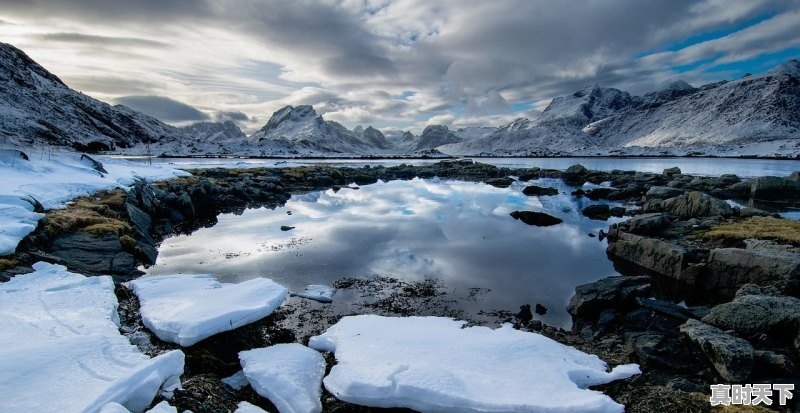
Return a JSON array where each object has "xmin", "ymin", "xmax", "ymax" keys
[{"xmin": 280, "ymin": 225, "xmax": 295, "ymax": 231}]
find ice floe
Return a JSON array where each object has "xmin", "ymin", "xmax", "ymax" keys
[
  {"xmin": 128, "ymin": 274, "xmax": 287, "ymax": 346},
  {"xmin": 240, "ymin": 343, "xmax": 326, "ymax": 413},
  {"xmin": 289, "ymin": 284, "xmax": 335, "ymax": 303},
  {"xmin": 309, "ymin": 315, "xmax": 640, "ymax": 413},
  {"xmin": 0, "ymin": 262, "xmax": 184, "ymax": 413}
]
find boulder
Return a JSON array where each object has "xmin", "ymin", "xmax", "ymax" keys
[
  {"xmin": 704, "ymin": 248, "xmax": 800, "ymax": 293},
  {"xmin": 702, "ymin": 293, "xmax": 800, "ymax": 338},
  {"xmin": 645, "ymin": 186, "xmax": 685, "ymax": 200},
  {"xmin": 509, "ymin": 211, "xmax": 562, "ymax": 227},
  {"xmin": 562, "ymin": 164, "xmax": 588, "ymax": 184},
  {"xmin": 522, "ymin": 185, "xmax": 558, "ymax": 196},
  {"xmin": 624, "ymin": 332, "xmax": 700, "ymax": 372},
  {"xmin": 567, "ymin": 275, "xmax": 651, "ymax": 318},
  {"xmin": 660, "ymin": 192, "xmax": 733, "ymax": 218},
  {"xmin": 636, "ymin": 297, "xmax": 696, "ymax": 322},
  {"xmin": 484, "ymin": 177, "xmax": 514, "ymax": 188},
  {"xmin": 679, "ymin": 319, "xmax": 754, "ymax": 381},
  {"xmin": 79, "ymin": 154, "xmax": 108, "ymax": 174},
  {"xmin": 662, "ymin": 167, "xmax": 681, "ymax": 177},
  {"xmin": 789, "ymin": 171, "xmax": 800, "ymax": 182},
  {"xmin": 48, "ymin": 232, "xmax": 138, "ymax": 279},
  {"xmin": 582, "ymin": 204, "xmax": 611, "ymax": 220},
  {"xmin": 607, "ymin": 232, "xmax": 687, "ymax": 280},
  {"xmin": 621, "ymin": 213, "xmax": 668, "ymax": 236},
  {"xmin": 750, "ymin": 176, "xmax": 800, "ymax": 201}
]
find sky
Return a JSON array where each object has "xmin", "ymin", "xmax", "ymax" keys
[{"xmin": 1, "ymin": 0, "xmax": 799, "ymax": 134}]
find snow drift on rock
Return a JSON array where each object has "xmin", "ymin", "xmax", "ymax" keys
[
  {"xmin": 309, "ymin": 315, "xmax": 640, "ymax": 413},
  {"xmin": 240, "ymin": 343, "xmax": 327, "ymax": 413},
  {"xmin": 0, "ymin": 262, "xmax": 184, "ymax": 413},
  {"xmin": 128, "ymin": 274, "xmax": 288, "ymax": 346}
]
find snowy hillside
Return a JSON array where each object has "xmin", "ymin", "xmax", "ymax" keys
[
  {"xmin": 178, "ymin": 121, "xmax": 245, "ymax": 143},
  {"xmin": 584, "ymin": 60, "xmax": 800, "ymax": 150},
  {"xmin": 0, "ymin": 42, "xmax": 186, "ymax": 152}
]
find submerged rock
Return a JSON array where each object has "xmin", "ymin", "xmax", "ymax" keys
[
  {"xmin": 484, "ymin": 177, "xmax": 514, "ymax": 188},
  {"xmin": 509, "ymin": 210, "xmax": 563, "ymax": 226},
  {"xmin": 582, "ymin": 204, "xmax": 612, "ymax": 220},
  {"xmin": 679, "ymin": 319, "xmax": 754, "ymax": 381},
  {"xmin": 522, "ymin": 185, "xmax": 559, "ymax": 196}
]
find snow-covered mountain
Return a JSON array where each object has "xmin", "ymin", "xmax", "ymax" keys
[
  {"xmin": 584, "ymin": 61, "xmax": 800, "ymax": 150},
  {"xmin": 415, "ymin": 125, "xmax": 462, "ymax": 150},
  {"xmin": 354, "ymin": 125, "xmax": 392, "ymax": 150},
  {"xmin": 178, "ymin": 120, "xmax": 245, "ymax": 143},
  {"xmin": 0, "ymin": 42, "xmax": 186, "ymax": 152}
]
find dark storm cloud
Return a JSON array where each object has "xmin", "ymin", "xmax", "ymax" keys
[
  {"xmin": 115, "ymin": 95, "xmax": 209, "ymax": 122},
  {"xmin": 34, "ymin": 32, "xmax": 169, "ymax": 48},
  {"xmin": 214, "ymin": 111, "xmax": 250, "ymax": 122}
]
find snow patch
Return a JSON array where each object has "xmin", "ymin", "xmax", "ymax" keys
[
  {"xmin": 0, "ymin": 262, "xmax": 184, "ymax": 413},
  {"xmin": 235, "ymin": 401, "xmax": 271, "ymax": 413},
  {"xmin": 240, "ymin": 343, "xmax": 326, "ymax": 413},
  {"xmin": 290, "ymin": 285, "xmax": 335, "ymax": 303},
  {"xmin": 309, "ymin": 315, "xmax": 639, "ymax": 413},
  {"xmin": 128, "ymin": 274, "xmax": 288, "ymax": 346}
]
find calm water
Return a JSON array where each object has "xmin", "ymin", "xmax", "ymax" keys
[
  {"xmin": 145, "ymin": 178, "xmax": 627, "ymax": 327},
  {"xmin": 115, "ymin": 156, "xmax": 800, "ymax": 178}
]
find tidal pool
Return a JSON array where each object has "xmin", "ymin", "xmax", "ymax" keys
[{"xmin": 145, "ymin": 178, "xmax": 628, "ymax": 327}]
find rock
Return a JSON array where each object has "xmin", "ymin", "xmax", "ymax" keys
[
  {"xmin": 702, "ymin": 294, "xmax": 800, "ymax": 338},
  {"xmin": 606, "ymin": 232, "xmax": 687, "ymax": 280},
  {"xmin": 562, "ymin": 164, "xmax": 588, "ymax": 184},
  {"xmin": 662, "ymin": 167, "xmax": 681, "ymax": 177},
  {"xmin": 516, "ymin": 304, "xmax": 533, "ymax": 324},
  {"xmin": 753, "ymin": 350, "xmax": 799, "ymax": 377},
  {"xmin": 582, "ymin": 204, "xmax": 611, "ymax": 220},
  {"xmin": 705, "ymin": 248, "xmax": 800, "ymax": 293},
  {"xmin": 79, "ymin": 154, "xmax": 108, "ymax": 174},
  {"xmin": 789, "ymin": 171, "xmax": 800, "ymax": 182},
  {"xmin": 739, "ymin": 207, "xmax": 773, "ymax": 217},
  {"xmin": 571, "ymin": 189, "xmax": 585, "ymax": 197},
  {"xmin": 48, "ymin": 232, "xmax": 138, "ymax": 279},
  {"xmin": 522, "ymin": 185, "xmax": 558, "ymax": 196},
  {"xmin": 509, "ymin": 211, "xmax": 562, "ymax": 227},
  {"xmin": 567, "ymin": 275, "xmax": 651, "ymax": 318},
  {"xmin": 585, "ymin": 188, "xmax": 613, "ymax": 200},
  {"xmin": 280, "ymin": 226, "xmax": 295, "ymax": 232},
  {"xmin": 645, "ymin": 186, "xmax": 685, "ymax": 200},
  {"xmin": 679, "ymin": 319, "xmax": 754, "ymax": 381},
  {"xmin": 534, "ymin": 303, "xmax": 547, "ymax": 315},
  {"xmin": 610, "ymin": 206, "xmax": 626, "ymax": 217},
  {"xmin": 598, "ymin": 229, "xmax": 607, "ymax": 241},
  {"xmin": 621, "ymin": 213, "xmax": 668, "ymax": 236},
  {"xmin": 587, "ymin": 232, "xmax": 596, "ymax": 238},
  {"xmin": 635, "ymin": 297, "xmax": 695, "ymax": 322},
  {"xmin": 660, "ymin": 192, "xmax": 733, "ymax": 218},
  {"xmin": 484, "ymin": 177, "xmax": 514, "ymax": 188},
  {"xmin": 750, "ymin": 176, "xmax": 800, "ymax": 201},
  {"xmin": 624, "ymin": 332, "xmax": 701, "ymax": 372}
]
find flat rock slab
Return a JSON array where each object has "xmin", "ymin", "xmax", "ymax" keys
[
  {"xmin": 0, "ymin": 262, "xmax": 184, "ymax": 413},
  {"xmin": 128, "ymin": 274, "xmax": 287, "ymax": 347},
  {"xmin": 310, "ymin": 315, "xmax": 640, "ymax": 413},
  {"xmin": 240, "ymin": 343, "xmax": 326, "ymax": 413},
  {"xmin": 509, "ymin": 210, "xmax": 563, "ymax": 226},
  {"xmin": 679, "ymin": 319, "xmax": 754, "ymax": 382}
]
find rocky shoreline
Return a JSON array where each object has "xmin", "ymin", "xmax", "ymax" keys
[{"xmin": 2, "ymin": 160, "xmax": 800, "ymax": 412}]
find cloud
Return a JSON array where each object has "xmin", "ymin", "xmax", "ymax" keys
[
  {"xmin": 34, "ymin": 32, "xmax": 169, "ymax": 48},
  {"xmin": 214, "ymin": 110, "xmax": 250, "ymax": 123},
  {"xmin": 115, "ymin": 95, "xmax": 209, "ymax": 123},
  {"xmin": 64, "ymin": 75, "xmax": 163, "ymax": 95}
]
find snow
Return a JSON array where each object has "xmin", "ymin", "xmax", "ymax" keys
[
  {"xmin": 0, "ymin": 262, "xmax": 185, "ymax": 413},
  {"xmin": 236, "ymin": 401, "xmax": 271, "ymax": 413},
  {"xmin": 222, "ymin": 370, "xmax": 250, "ymax": 390},
  {"xmin": 290, "ymin": 284, "xmax": 335, "ymax": 303},
  {"xmin": 309, "ymin": 315, "xmax": 640, "ymax": 413},
  {"xmin": 0, "ymin": 149, "xmax": 188, "ymax": 256},
  {"xmin": 127, "ymin": 274, "xmax": 288, "ymax": 346},
  {"xmin": 143, "ymin": 401, "xmax": 177, "ymax": 413},
  {"xmin": 240, "ymin": 343, "xmax": 327, "ymax": 413}
]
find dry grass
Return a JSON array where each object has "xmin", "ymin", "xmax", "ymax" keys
[
  {"xmin": 43, "ymin": 193, "xmax": 131, "ymax": 237},
  {"xmin": 0, "ymin": 258, "xmax": 19, "ymax": 271},
  {"xmin": 701, "ymin": 217, "xmax": 800, "ymax": 246}
]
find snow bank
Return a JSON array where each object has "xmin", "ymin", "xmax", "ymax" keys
[
  {"xmin": 100, "ymin": 401, "xmax": 178, "ymax": 413},
  {"xmin": 290, "ymin": 284, "xmax": 335, "ymax": 303},
  {"xmin": 0, "ymin": 150, "xmax": 187, "ymax": 255},
  {"xmin": 222, "ymin": 370, "xmax": 250, "ymax": 390},
  {"xmin": 128, "ymin": 274, "xmax": 288, "ymax": 346},
  {"xmin": 309, "ymin": 315, "xmax": 640, "ymax": 413},
  {"xmin": 240, "ymin": 343, "xmax": 326, "ymax": 413},
  {"xmin": 0, "ymin": 262, "xmax": 184, "ymax": 413}
]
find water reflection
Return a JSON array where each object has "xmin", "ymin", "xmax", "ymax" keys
[{"xmin": 146, "ymin": 178, "xmax": 627, "ymax": 327}]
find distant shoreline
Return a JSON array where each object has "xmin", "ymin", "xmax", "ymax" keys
[{"xmin": 103, "ymin": 153, "xmax": 800, "ymax": 161}]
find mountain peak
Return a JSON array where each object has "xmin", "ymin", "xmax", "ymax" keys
[
  {"xmin": 768, "ymin": 59, "xmax": 800, "ymax": 78},
  {"xmin": 663, "ymin": 80, "xmax": 695, "ymax": 91},
  {"xmin": 262, "ymin": 105, "xmax": 321, "ymax": 132}
]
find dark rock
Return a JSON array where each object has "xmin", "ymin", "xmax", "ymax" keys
[
  {"xmin": 702, "ymin": 293, "xmax": 800, "ymax": 342},
  {"xmin": 587, "ymin": 232, "xmax": 596, "ymax": 238},
  {"xmin": 522, "ymin": 185, "xmax": 558, "ymax": 196},
  {"xmin": 280, "ymin": 226, "xmax": 295, "ymax": 232},
  {"xmin": 753, "ymin": 350, "xmax": 799, "ymax": 377},
  {"xmin": 705, "ymin": 248, "xmax": 800, "ymax": 293},
  {"xmin": 645, "ymin": 186, "xmax": 685, "ymax": 200},
  {"xmin": 516, "ymin": 304, "xmax": 533, "ymax": 324},
  {"xmin": 534, "ymin": 303, "xmax": 547, "ymax": 315},
  {"xmin": 562, "ymin": 164, "xmax": 588, "ymax": 184},
  {"xmin": 79, "ymin": 154, "xmax": 108, "ymax": 174},
  {"xmin": 509, "ymin": 211, "xmax": 562, "ymax": 227},
  {"xmin": 660, "ymin": 192, "xmax": 733, "ymax": 218},
  {"xmin": 567, "ymin": 275, "xmax": 651, "ymax": 318},
  {"xmin": 598, "ymin": 229, "xmax": 607, "ymax": 241},
  {"xmin": 484, "ymin": 177, "xmax": 514, "ymax": 188},
  {"xmin": 635, "ymin": 297, "xmax": 695, "ymax": 322},
  {"xmin": 750, "ymin": 176, "xmax": 800, "ymax": 201},
  {"xmin": 662, "ymin": 167, "xmax": 682, "ymax": 177},
  {"xmin": 620, "ymin": 213, "xmax": 668, "ymax": 236},
  {"xmin": 582, "ymin": 204, "xmax": 611, "ymax": 220},
  {"xmin": 585, "ymin": 188, "xmax": 613, "ymax": 200},
  {"xmin": 679, "ymin": 319, "xmax": 754, "ymax": 381},
  {"xmin": 48, "ymin": 232, "xmax": 138, "ymax": 278},
  {"xmin": 571, "ymin": 189, "xmax": 586, "ymax": 197},
  {"xmin": 625, "ymin": 332, "xmax": 701, "ymax": 372},
  {"xmin": 610, "ymin": 206, "xmax": 626, "ymax": 217},
  {"xmin": 789, "ymin": 171, "xmax": 800, "ymax": 182},
  {"xmin": 606, "ymin": 232, "xmax": 687, "ymax": 280}
]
